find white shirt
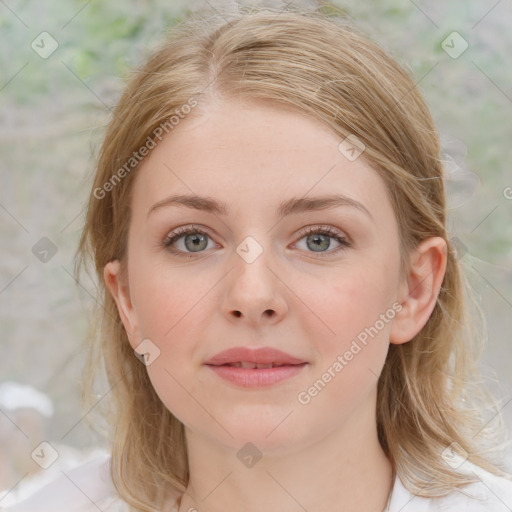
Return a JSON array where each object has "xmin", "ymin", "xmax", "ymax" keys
[{"xmin": 2, "ymin": 453, "xmax": 512, "ymax": 511}]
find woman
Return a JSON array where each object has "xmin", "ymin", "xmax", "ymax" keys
[{"xmin": 6, "ymin": 7, "xmax": 512, "ymax": 512}]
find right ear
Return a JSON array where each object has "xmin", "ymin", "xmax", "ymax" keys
[{"xmin": 103, "ymin": 260, "xmax": 140, "ymax": 349}]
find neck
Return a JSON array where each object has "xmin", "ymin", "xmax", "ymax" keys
[{"xmin": 176, "ymin": 390, "xmax": 393, "ymax": 512}]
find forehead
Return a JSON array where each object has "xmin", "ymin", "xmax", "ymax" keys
[{"xmin": 130, "ymin": 98, "xmax": 394, "ymax": 224}]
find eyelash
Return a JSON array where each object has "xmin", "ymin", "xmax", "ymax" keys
[{"xmin": 162, "ymin": 224, "xmax": 351, "ymax": 258}]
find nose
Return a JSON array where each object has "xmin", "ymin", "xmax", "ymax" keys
[{"xmin": 221, "ymin": 241, "xmax": 288, "ymax": 326}]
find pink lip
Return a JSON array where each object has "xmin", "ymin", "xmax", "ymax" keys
[
  {"xmin": 205, "ymin": 347, "xmax": 307, "ymax": 388},
  {"xmin": 207, "ymin": 364, "xmax": 307, "ymax": 387},
  {"xmin": 205, "ymin": 346, "xmax": 306, "ymax": 366}
]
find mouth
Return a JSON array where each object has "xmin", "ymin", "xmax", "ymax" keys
[
  {"xmin": 205, "ymin": 346, "xmax": 307, "ymax": 367},
  {"xmin": 205, "ymin": 347, "xmax": 308, "ymax": 388}
]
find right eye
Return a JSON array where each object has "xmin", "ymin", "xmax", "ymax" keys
[{"xmin": 162, "ymin": 225, "xmax": 218, "ymax": 256}]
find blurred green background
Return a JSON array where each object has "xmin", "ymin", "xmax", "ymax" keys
[{"xmin": 1, "ymin": 0, "xmax": 511, "ymax": 504}]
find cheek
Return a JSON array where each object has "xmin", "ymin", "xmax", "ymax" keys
[
  {"xmin": 305, "ymin": 266, "xmax": 397, "ymax": 343},
  {"xmin": 297, "ymin": 263, "xmax": 397, "ymax": 394},
  {"xmin": 294, "ymin": 273, "xmax": 394, "ymax": 426},
  {"xmin": 127, "ymin": 257, "xmax": 214, "ymax": 413},
  {"xmin": 129, "ymin": 255, "xmax": 213, "ymax": 339}
]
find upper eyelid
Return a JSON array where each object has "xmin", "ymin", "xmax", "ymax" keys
[
  {"xmin": 299, "ymin": 224, "xmax": 348, "ymax": 237},
  {"xmin": 165, "ymin": 224, "xmax": 347, "ymax": 237}
]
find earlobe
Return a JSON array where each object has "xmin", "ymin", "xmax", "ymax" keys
[
  {"xmin": 103, "ymin": 260, "xmax": 139, "ymax": 346},
  {"xmin": 389, "ymin": 237, "xmax": 448, "ymax": 345}
]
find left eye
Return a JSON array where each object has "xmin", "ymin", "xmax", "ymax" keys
[{"xmin": 294, "ymin": 228, "xmax": 350, "ymax": 255}]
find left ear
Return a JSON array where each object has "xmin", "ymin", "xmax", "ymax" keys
[{"xmin": 390, "ymin": 236, "xmax": 448, "ymax": 345}]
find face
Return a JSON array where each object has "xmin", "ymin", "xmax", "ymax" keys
[{"xmin": 106, "ymin": 98, "xmax": 406, "ymax": 455}]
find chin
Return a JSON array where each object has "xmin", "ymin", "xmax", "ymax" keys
[{"xmin": 210, "ymin": 412, "xmax": 311, "ymax": 456}]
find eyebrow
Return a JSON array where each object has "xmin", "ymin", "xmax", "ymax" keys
[{"xmin": 147, "ymin": 193, "xmax": 372, "ymax": 220}]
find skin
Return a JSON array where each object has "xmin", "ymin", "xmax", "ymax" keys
[{"xmin": 104, "ymin": 97, "xmax": 447, "ymax": 512}]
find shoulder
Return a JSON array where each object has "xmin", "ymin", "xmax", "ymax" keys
[
  {"xmin": 0, "ymin": 453, "xmax": 128, "ymax": 512},
  {"xmin": 389, "ymin": 460, "xmax": 512, "ymax": 512}
]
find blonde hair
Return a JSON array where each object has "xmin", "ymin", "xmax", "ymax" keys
[{"xmin": 75, "ymin": 6, "xmax": 509, "ymax": 511}]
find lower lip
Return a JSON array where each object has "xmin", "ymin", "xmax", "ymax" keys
[{"xmin": 206, "ymin": 363, "xmax": 307, "ymax": 388}]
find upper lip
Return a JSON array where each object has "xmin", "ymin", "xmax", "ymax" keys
[{"xmin": 205, "ymin": 347, "xmax": 306, "ymax": 366}]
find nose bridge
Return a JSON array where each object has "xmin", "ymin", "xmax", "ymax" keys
[
  {"xmin": 222, "ymin": 233, "xmax": 287, "ymax": 323},
  {"xmin": 232, "ymin": 234, "xmax": 275, "ymax": 295}
]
